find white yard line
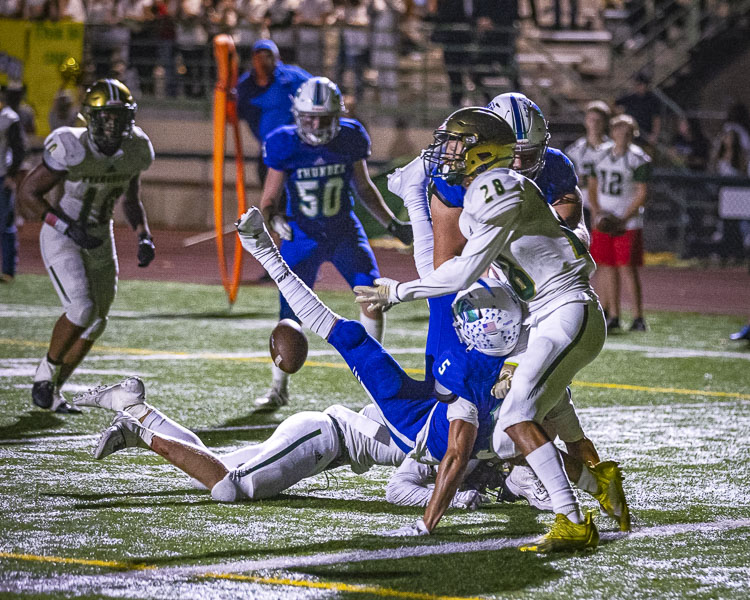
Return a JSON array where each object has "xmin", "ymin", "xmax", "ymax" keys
[{"xmin": 136, "ymin": 518, "xmax": 750, "ymax": 579}]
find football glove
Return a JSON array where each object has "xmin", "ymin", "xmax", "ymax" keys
[
  {"xmin": 387, "ymin": 219, "xmax": 413, "ymax": 245},
  {"xmin": 137, "ymin": 233, "xmax": 155, "ymax": 267},
  {"xmin": 595, "ymin": 212, "xmax": 626, "ymax": 236},
  {"xmin": 270, "ymin": 214, "xmax": 293, "ymax": 241},
  {"xmin": 452, "ymin": 489, "xmax": 489, "ymax": 511},
  {"xmin": 387, "ymin": 156, "xmax": 429, "ymax": 207},
  {"xmin": 379, "ymin": 518, "xmax": 430, "ymax": 537},
  {"xmin": 491, "ymin": 363, "xmax": 517, "ymax": 399},
  {"xmin": 353, "ymin": 277, "xmax": 401, "ymax": 312},
  {"xmin": 44, "ymin": 210, "xmax": 103, "ymax": 250}
]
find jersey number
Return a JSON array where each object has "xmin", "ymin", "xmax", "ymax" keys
[
  {"xmin": 295, "ymin": 177, "xmax": 343, "ymax": 218},
  {"xmin": 480, "ymin": 178, "xmax": 506, "ymax": 203},
  {"xmin": 79, "ymin": 186, "xmax": 125, "ymax": 226},
  {"xmin": 438, "ymin": 358, "xmax": 451, "ymax": 375},
  {"xmin": 598, "ymin": 170, "xmax": 622, "ymax": 196},
  {"xmin": 498, "ymin": 260, "xmax": 536, "ymax": 301}
]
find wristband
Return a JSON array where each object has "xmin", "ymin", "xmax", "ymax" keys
[{"xmin": 44, "ymin": 210, "xmax": 69, "ymax": 236}]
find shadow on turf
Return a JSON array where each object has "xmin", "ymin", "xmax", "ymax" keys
[
  {"xmin": 0, "ymin": 410, "xmax": 70, "ymax": 442},
  {"xmin": 111, "ymin": 310, "xmax": 275, "ymax": 321}
]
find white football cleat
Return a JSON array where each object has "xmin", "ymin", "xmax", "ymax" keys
[
  {"xmin": 236, "ymin": 207, "xmax": 274, "ymax": 255},
  {"xmin": 93, "ymin": 411, "xmax": 142, "ymax": 460},
  {"xmin": 254, "ymin": 387, "xmax": 289, "ymax": 412},
  {"xmin": 73, "ymin": 377, "xmax": 146, "ymax": 416},
  {"xmin": 505, "ymin": 465, "xmax": 553, "ymax": 511}
]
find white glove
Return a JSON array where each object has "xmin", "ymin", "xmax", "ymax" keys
[
  {"xmin": 235, "ymin": 207, "xmax": 273, "ymax": 253},
  {"xmin": 353, "ymin": 277, "xmax": 401, "ymax": 312},
  {"xmin": 270, "ymin": 214, "xmax": 293, "ymax": 241},
  {"xmin": 491, "ymin": 363, "xmax": 517, "ymax": 399},
  {"xmin": 379, "ymin": 518, "xmax": 430, "ymax": 537},
  {"xmin": 452, "ymin": 489, "xmax": 489, "ymax": 511},
  {"xmin": 387, "ymin": 156, "xmax": 429, "ymax": 207}
]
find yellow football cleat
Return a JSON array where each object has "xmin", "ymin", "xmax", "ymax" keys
[
  {"xmin": 588, "ymin": 460, "xmax": 631, "ymax": 532},
  {"xmin": 520, "ymin": 511, "xmax": 599, "ymax": 553}
]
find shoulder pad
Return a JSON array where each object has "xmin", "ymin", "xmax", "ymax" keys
[
  {"xmin": 129, "ymin": 126, "xmax": 155, "ymax": 170},
  {"xmin": 43, "ymin": 127, "xmax": 86, "ymax": 171}
]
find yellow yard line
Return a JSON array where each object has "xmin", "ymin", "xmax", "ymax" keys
[
  {"xmin": 3, "ymin": 337, "xmax": 749, "ymax": 400},
  {"xmin": 0, "ymin": 551, "xmax": 154, "ymax": 570},
  {"xmin": 202, "ymin": 572, "xmax": 483, "ymax": 600},
  {"xmin": 0, "ymin": 551, "xmax": 479, "ymax": 600}
]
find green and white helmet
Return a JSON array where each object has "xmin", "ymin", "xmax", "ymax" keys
[{"xmin": 292, "ymin": 77, "xmax": 345, "ymax": 146}]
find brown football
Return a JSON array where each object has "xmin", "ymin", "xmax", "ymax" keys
[{"xmin": 270, "ymin": 319, "xmax": 309, "ymax": 374}]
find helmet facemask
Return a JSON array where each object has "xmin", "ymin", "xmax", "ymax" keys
[
  {"xmin": 292, "ymin": 77, "xmax": 345, "ymax": 146},
  {"xmin": 512, "ymin": 137, "xmax": 549, "ymax": 179},
  {"xmin": 85, "ymin": 106, "xmax": 134, "ymax": 156}
]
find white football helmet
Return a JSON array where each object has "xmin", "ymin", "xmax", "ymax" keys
[
  {"xmin": 487, "ymin": 92, "xmax": 550, "ymax": 179},
  {"xmin": 452, "ymin": 278, "xmax": 523, "ymax": 357},
  {"xmin": 292, "ymin": 77, "xmax": 345, "ymax": 146}
]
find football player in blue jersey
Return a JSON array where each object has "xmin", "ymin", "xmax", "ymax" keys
[
  {"xmin": 236, "ymin": 206, "xmax": 624, "ymax": 548},
  {"xmin": 254, "ymin": 77, "xmax": 412, "ymax": 411}
]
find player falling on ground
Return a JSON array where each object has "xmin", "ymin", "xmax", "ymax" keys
[
  {"xmin": 254, "ymin": 76, "xmax": 412, "ymax": 411},
  {"xmin": 18, "ymin": 79, "xmax": 155, "ymax": 413},
  {"xmin": 355, "ymin": 107, "xmax": 630, "ymax": 551},
  {"xmin": 76, "ymin": 377, "xmax": 498, "ymax": 510},
  {"xmin": 234, "ymin": 207, "xmax": 626, "ymax": 546}
]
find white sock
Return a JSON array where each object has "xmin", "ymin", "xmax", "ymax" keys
[
  {"xmin": 360, "ymin": 309, "xmax": 385, "ymax": 343},
  {"xmin": 577, "ymin": 463, "xmax": 599, "ymax": 494},
  {"xmin": 526, "ymin": 442, "xmax": 582, "ymax": 523},
  {"xmin": 271, "ymin": 364, "xmax": 289, "ymax": 393},
  {"xmin": 141, "ymin": 407, "xmax": 206, "ymax": 448},
  {"xmin": 254, "ymin": 247, "xmax": 339, "ymax": 339}
]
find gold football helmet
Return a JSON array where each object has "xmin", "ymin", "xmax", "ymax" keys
[
  {"xmin": 422, "ymin": 107, "xmax": 516, "ymax": 186},
  {"xmin": 82, "ymin": 79, "xmax": 137, "ymax": 155}
]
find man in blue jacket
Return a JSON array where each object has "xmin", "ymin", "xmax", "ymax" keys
[{"xmin": 236, "ymin": 39, "xmax": 311, "ymax": 183}]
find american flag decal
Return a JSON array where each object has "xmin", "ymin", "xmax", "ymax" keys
[{"xmin": 482, "ymin": 322, "xmax": 498, "ymax": 333}]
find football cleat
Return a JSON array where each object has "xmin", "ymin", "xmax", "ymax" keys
[
  {"xmin": 587, "ymin": 460, "xmax": 631, "ymax": 532},
  {"xmin": 93, "ymin": 411, "xmax": 142, "ymax": 459},
  {"xmin": 31, "ymin": 380, "xmax": 54, "ymax": 409},
  {"xmin": 73, "ymin": 377, "xmax": 146, "ymax": 414},
  {"xmin": 505, "ymin": 465, "xmax": 553, "ymax": 511},
  {"xmin": 520, "ymin": 510, "xmax": 599, "ymax": 553},
  {"xmin": 729, "ymin": 324, "xmax": 750, "ymax": 341},
  {"xmin": 51, "ymin": 388, "xmax": 81, "ymax": 414},
  {"xmin": 630, "ymin": 317, "xmax": 647, "ymax": 332},
  {"xmin": 254, "ymin": 387, "xmax": 289, "ymax": 412}
]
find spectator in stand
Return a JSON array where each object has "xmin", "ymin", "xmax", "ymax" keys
[
  {"xmin": 428, "ymin": 0, "xmax": 473, "ymax": 107},
  {"xmin": 588, "ymin": 114, "xmax": 651, "ymax": 333},
  {"xmin": 724, "ymin": 101, "xmax": 750, "ymax": 156},
  {"xmin": 668, "ymin": 116, "xmax": 709, "ymax": 172},
  {"xmin": 0, "ymin": 87, "xmax": 25, "ymax": 283},
  {"xmin": 553, "ymin": 0, "xmax": 578, "ymax": 29},
  {"xmin": 473, "ymin": 0, "xmax": 518, "ymax": 98},
  {"xmin": 294, "ymin": 0, "xmax": 335, "ymax": 75},
  {"xmin": 175, "ymin": 0, "xmax": 210, "ymax": 97},
  {"xmin": 335, "ymin": 0, "xmax": 372, "ymax": 104},
  {"xmin": 565, "ymin": 100, "xmax": 612, "ymax": 230},
  {"xmin": 236, "ymin": 39, "xmax": 311, "ymax": 184},
  {"xmin": 711, "ymin": 127, "xmax": 748, "ymax": 264},
  {"xmin": 615, "ymin": 72, "xmax": 662, "ymax": 148},
  {"xmin": 370, "ymin": 0, "xmax": 406, "ymax": 107}
]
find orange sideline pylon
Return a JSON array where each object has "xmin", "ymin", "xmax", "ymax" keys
[{"xmin": 212, "ymin": 34, "xmax": 247, "ymax": 305}]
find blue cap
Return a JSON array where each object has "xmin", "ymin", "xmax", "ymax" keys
[{"xmin": 252, "ymin": 39, "xmax": 280, "ymax": 59}]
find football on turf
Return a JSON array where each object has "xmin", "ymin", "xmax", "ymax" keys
[{"xmin": 270, "ymin": 319, "xmax": 308, "ymax": 374}]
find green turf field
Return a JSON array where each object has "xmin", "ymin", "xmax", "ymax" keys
[{"xmin": 1, "ymin": 274, "xmax": 749, "ymax": 599}]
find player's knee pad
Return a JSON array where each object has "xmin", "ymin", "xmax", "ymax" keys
[
  {"xmin": 81, "ymin": 316, "xmax": 108, "ymax": 341},
  {"xmin": 329, "ymin": 319, "xmax": 368, "ymax": 350},
  {"xmin": 66, "ymin": 299, "xmax": 97, "ymax": 329},
  {"xmin": 211, "ymin": 473, "xmax": 244, "ymax": 502}
]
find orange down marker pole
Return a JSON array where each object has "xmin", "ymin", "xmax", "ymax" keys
[{"xmin": 212, "ymin": 34, "xmax": 247, "ymax": 305}]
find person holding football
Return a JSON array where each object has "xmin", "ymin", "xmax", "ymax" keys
[
  {"xmin": 588, "ymin": 114, "xmax": 651, "ymax": 333},
  {"xmin": 18, "ymin": 79, "xmax": 155, "ymax": 413},
  {"xmin": 253, "ymin": 76, "xmax": 411, "ymax": 411}
]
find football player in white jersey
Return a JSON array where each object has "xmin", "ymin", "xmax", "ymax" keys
[
  {"xmin": 588, "ymin": 114, "xmax": 651, "ymax": 332},
  {"xmin": 355, "ymin": 107, "xmax": 627, "ymax": 551},
  {"xmin": 565, "ymin": 101, "xmax": 613, "ymax": 230},
  {"xmin": 73, "ymin": 378, "xmax": 496, "ymax": 510},
  {"xmin": 18, "ymin": 79, "xmax": 155, "ymax": 413}
]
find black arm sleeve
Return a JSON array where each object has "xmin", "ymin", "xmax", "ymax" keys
[{"xmin": 7, "ymin": 121, "xmax": 25, "ymax": 177}]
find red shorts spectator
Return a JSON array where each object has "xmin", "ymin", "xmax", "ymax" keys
[{"xmin": 591, "ymin": 229, "xmax": 644, "ymax": 267}]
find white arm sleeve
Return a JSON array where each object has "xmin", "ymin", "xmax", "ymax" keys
[{"xmin": 446, "ymin": 396, "xmax": 479, "ymax": 428}]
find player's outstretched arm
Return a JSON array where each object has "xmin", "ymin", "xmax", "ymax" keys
[
  {"xmin": 352, "ymin": 160, "xmax": 413, "ymax": 245},
  {"xmin": 259, "ymin": 167, "xmax": 291, "ymax": 240}
]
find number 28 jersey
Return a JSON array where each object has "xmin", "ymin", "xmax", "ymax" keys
[
  {"xmin": 43, "ymin": 126, "xmax": 154, "ymax": 238},
  {"xmin": 263, "ymin": 118, "xmax": 370, "ymax": 236}
]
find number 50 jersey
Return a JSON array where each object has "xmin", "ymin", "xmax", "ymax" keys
[{"xmin": 263, "ymin": 118, "xmax": 370, "ymax": 236}]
